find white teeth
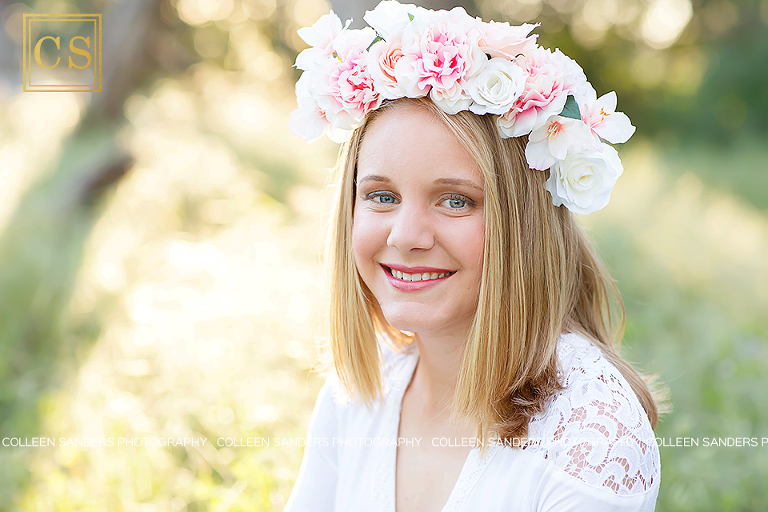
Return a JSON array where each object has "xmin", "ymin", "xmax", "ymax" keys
[{"xmin": 388, "ymin": 268, "xmax": 454, "ymax": 282}]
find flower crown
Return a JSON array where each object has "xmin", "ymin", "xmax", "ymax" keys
[{"xmin": 288, "ymin": 0, "xmax": 635, "ymax": 215}]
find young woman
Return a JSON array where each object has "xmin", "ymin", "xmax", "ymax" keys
[{"xmin": 284, "ymin": 2, "xmax": 667, "ymax": 511}]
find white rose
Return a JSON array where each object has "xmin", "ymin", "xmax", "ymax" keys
[
  {"xmin": 545, "ymin": 143, "xmax": 623, "ymax": 215},
  {"xmin": 468, "ymin": 57, "xmax": 526, "ymax": 115}
]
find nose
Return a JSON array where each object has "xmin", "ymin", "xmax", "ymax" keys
[{"xmin": 386, "ymin": 203, "xmax": 435, "ymax": 253}]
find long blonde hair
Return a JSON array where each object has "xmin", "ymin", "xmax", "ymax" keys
[{"xmin": 321, "ymin": 97, "xmax": 668, "ymax": 447}]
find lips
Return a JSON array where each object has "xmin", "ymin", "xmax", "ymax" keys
[
  {"xmin": 380, "ymin": 264, "xmax": 456, "ymax": 285},
  {"xmin": 385, "ymin": 263, "xmax": 455, "ymax": 274}
]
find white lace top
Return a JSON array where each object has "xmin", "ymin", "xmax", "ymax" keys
[{"xmin": 284, "ymin": 332, "xmax": 660, "ymax": 511}]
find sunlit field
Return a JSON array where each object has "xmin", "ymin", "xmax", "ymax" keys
[{"xmin": 0, "ymin": 0, "xmax": 767, "ymax": 510}]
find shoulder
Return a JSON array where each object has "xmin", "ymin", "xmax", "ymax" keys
[{"xmin": 525, "ymin": 332, "xmax": 660, "ymax": 497}]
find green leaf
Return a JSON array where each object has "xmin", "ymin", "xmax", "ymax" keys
[
  {"xmin": 366, "ymin": 35, "xmax": 383, "ymax": 51},
  {"xmin": 560, "ymin": 95, "xmax": 582, "ymax": 120},
  {"xmin": 408, "ymin": 12, "xmax": 414, "ymax": 21}
]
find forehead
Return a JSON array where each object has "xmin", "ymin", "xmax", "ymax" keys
[{"xmin": 357, "ymin": 105, "xmax": 481, "ymax": 183}]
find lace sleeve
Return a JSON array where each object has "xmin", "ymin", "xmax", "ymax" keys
[{"xmin": 524, "ymin": 334, "xmax": 660, "ymax": 497}]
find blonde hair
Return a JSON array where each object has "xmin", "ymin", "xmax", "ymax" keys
[{"xmin": 321, "ymin": 97, "xmax": 668, "ymax": 449}]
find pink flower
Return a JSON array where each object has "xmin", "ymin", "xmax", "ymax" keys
[
  {"xmin": 525, "ymin": 115, "xmax": 595, "ymax": 170},
  {"xmin": 313, "ymin": 28, "xmax": 382, "ymax": 131},
  {"xmin": 582, "ymin": 91, "xmax": 636, "ymax": 144},
  {"xmin": 476, "ymin": 20, "xmax": 539, "ymax": 60},
  {"xmin": 289, "ymin": 28, "xmax": 381, "ymax": 142},
  {"xmin": 395, "ymin": 7, "xmax": 486, "ymax": 114},
  {"xmin": 497, "ymin": 47, "xmax": 590, "ymax": 138}
]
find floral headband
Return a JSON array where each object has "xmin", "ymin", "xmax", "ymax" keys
[{"xmin": 288, "ymin": 0, "xmax": 635, "ymax": 215}]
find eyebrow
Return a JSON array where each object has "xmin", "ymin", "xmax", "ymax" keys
[{"xmin": 357, "ymin": 175, "xmax": 484, "ymax": 192}]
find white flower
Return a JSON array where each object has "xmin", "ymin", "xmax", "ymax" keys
[
  {"xmin": 288, "ymin": 97, "xmax": 327, "ymax": 143},
  {"xmin": 545, "ymin": 143, "xmax": 623, "ymax": 215},
  {"xmin": 288, "ymin": 72, "xmax": 329, "ymax": 143},
  {"xmin": 468, "ymin": 57, "xmax": 526, "ymax": 115},
  {"xmin": 295, "ymin": 11, "xmax": 345, "ymax": 71},
  {"xmin": 525, "ymin": 116, "xmax": 595, "ymax": 171},
  {"xmin": 363, "ymin": 1, "xmax": 427, "ymax": 40},
  {"xmin": 582, "ymin": 91, "xmax": 636, "ymax": 144}
]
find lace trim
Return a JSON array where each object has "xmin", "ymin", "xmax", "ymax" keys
[
  {"xmin": 442, "ymin": 443, "xmax": 500, "ymax": 512},
  {"xmin": 372, "ymin": 349, "xmax": 416, "ymax": 512},
  {"xmin": 523, "ymin": 334, "xmax": 660, "ymax": 496}
]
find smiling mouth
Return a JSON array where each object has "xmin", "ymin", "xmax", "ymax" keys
[{"xmin": 383, "ymin": 266, "xmax": 456, "ymax": 282}]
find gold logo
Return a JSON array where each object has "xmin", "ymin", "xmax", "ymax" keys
[{"xmin": 23, "ymin": 13, "xmax": 102, "ymax": 92}]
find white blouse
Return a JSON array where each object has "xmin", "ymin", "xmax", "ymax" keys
[{"xmin": 284, "ymin": 332, "xmax": 660, "ymax": 511}]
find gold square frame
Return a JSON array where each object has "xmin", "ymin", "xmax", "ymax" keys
[{"xmin": 23, "ymin": 13, "xmax": 102, "ymax": 92}]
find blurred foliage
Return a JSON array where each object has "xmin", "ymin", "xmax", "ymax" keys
[
  {"xmin": 583, "ymin": 142, "xmax": 768, "ymax": 510},
  {"xmin": 0, "ymin": 0, "xmax": 766, "ymax": 510}
]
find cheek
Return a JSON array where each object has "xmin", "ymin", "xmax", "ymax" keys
[
  {"xmin": 452, "ymin": 220, "xmax": 486, "ymax": 268},
  {"xmin": 351, "ymin": 204, "xmax": 381, "ymax": 275}
]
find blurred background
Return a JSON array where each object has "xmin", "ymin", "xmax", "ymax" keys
[{"xmin": 0, "ymin": 0, "xmax": 766, "ymax": 510}]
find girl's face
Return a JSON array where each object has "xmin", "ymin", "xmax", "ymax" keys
[{"xmin": 352, "ymin": 106, "xmax": 485, "ymax": 339}]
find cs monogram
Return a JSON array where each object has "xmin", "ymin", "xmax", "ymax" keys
[{"xmin": 23, "ymin": 13, "xmax": 102, "ymax": 92}]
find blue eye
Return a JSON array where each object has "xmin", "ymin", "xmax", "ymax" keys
[
  {"xmin": 374, "ymin": 194, "xmax": 396, "ymax": 203},
  {"xmin": 365, "ymin": 191, "xmax": 398, "ymax": 205},
  {"xmin": 441, "ymin": 195, "xmax": 473, "ymax": 209}
]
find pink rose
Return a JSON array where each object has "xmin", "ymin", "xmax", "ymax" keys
[
  {"xmin": 476, "ymin": 20, "xmax": 539, "ymax": 60},
  {"xmin": 497, "ymin": 47, "xmax": 590, "ymax": 138},
  {"xmin": 367, "ymin": 38, "xmax": 406, "ymax": 100}
]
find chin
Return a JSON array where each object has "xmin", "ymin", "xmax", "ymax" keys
[
  {"xmin": 381, "ymin": 316, "xmax": 424, "ymax": 334},
  {"xmin": 379, "ymin": 307, "xmax": 433, "ymax": 334},
  {"xmin": 380, "ymin": 307, "xmax": 460, "ymax": 336}
]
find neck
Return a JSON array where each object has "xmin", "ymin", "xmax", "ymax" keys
[{"xmin": 409, "ymin": 329, "xmax": 468, "ymax": 420}]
